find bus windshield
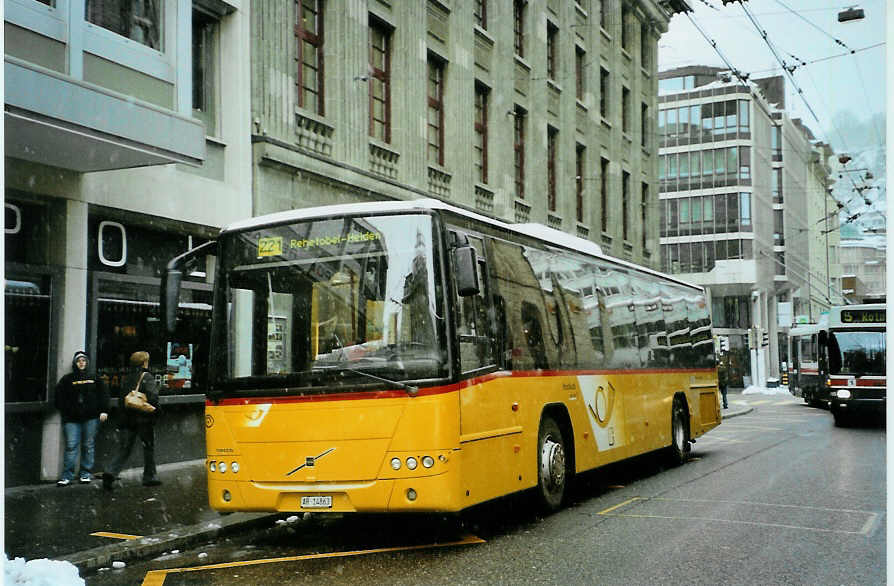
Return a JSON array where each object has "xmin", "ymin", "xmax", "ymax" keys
[
  {"xmin": 828, "ymin": 330, "xmax": 886, "ymax": 376},
  {"xmin": 213, "ymin": 213, "xmax": 447, "ymax": 390}
]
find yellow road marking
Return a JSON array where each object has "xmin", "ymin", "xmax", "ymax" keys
[
  {"xmin": 140, "ymin": 534, "xmax": 485, "ymax": 585},
  {"xmin": 91, "ymin": 531, "xmax": 142, "ymax": 540},
  {"xmin": 597, "ymin": 497, "xmax": 640, "ymax": 515}
]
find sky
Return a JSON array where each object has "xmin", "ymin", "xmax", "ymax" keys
[{"xmin": 657, "ymin": 0, "xmax": 888, "ymax": 230}]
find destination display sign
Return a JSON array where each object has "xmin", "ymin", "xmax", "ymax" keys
[{"xmin": 841, "ymin": 308, "xmax": 886, "ymax": 324}]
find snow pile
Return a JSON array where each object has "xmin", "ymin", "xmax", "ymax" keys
[
  {"xmin": 742, "ymin": 385, "xmax": 792, "ymax": 396},
  {"xmin": 4, "ymin": 555, "xmax": 84, "ymax": 586}
]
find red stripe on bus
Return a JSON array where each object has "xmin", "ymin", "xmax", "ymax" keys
[
  {"xmin": 209, "ymin": 367, "xmax": 717, "ymax": 406},
  {"xmin": 856, "ymin": 379, "xmax": 887, "ymax": 387}
]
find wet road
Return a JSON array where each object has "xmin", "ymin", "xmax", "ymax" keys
[{"xmin": 84, "ymin": 396, "xmax": 885, "ymax": 585}]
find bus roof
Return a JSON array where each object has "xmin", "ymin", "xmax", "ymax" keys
[
  {"xmin": 789, "ymin": 323, "xmax": 824, "ymax": 337},
  {"xmin": 220, "ymin": 198, "xmax": 704, "ymax": 293}
]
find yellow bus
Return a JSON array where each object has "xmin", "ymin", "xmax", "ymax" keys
[{"xmin": 162, "ymin": 199, "xmax": 721, "ymax": 514}]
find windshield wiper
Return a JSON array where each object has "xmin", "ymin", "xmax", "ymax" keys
[
  {"xmin": 322, "ymin": 332, "xmax": 419, "ymax": 396},
  {"xmin": 313, "ymin": 365, "xmax": 418, "ymax": 396}
]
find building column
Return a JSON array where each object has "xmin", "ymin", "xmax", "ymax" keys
[
  {"xmin": 768, "ymin": 294, "xmax": 779, "ymax": 379},
  {"xmin": 40, "ymin": 200, "xmax": 89, "ymax": 482}
]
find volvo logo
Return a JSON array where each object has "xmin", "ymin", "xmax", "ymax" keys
[{"xmin": 286, "ymin": 448, "xmax": 336, "ymax": 476}]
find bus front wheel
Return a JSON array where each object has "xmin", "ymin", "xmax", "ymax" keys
[{"xmin": 536, "ymin": 416, "xmax": 567, "ymax": 512}]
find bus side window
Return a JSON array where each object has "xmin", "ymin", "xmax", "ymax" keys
[{"xmin": 521, "ymin": 301, "xmax": 548, "ymax": 370}]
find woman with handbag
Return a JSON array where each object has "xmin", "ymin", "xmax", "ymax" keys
[{"xmin": 103, "ymin": 351, "xmax": 161, "ymax": 491}]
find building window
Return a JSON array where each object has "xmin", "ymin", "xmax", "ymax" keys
[
  {"xmin": 622, "ymin": 87, "xmax": 630, "ymax": 134},
  {"xmin": 740, "ymin": 192, "xmax": 751, "ymax": 229},
  {"xmin": 738, "ymin": 100, "xmax": 750, "ymax": 133},
  {"xmin": 547, "ymin": 22, "xmax": 558, "ymax": 81},
  {"xmin": 86, "ymin": 0, "xmax": 162, "ymax": 50},
  {"xmin": 641, "ymin": 102, "xmax": 648, "ymax": 148},
  {"xmin": 600, "ymin": 157, "xmax": 609, "ymax": 232},
  {"xmin": 369, "ymin": 19, "xmax": 391, "ymax": 142},
  {"xmin": 428, "ymin": 56, "xmax": 446, "ymax": 166},
  {"xmin": 773, "ymin": 168, "xmax": 783, "ymax": 203},
  {"xmin": 576, "ymin": 144, "xmax": 586, "ymax": 223},
  {"xmin": 296, "ymin": 0, "xmax": 324, "ymax": 115},
  {"xmin": 514, "ymin": 0, "xmax": 525, "ymax": 57},
  {"xmin": 474, "ymin": 83, "xmax": 489, "ymax": 184},
  {"xmin": 739, "ymin": 146, "xmax": 750, "ymax": 180},
  {"xmin": 575, "ymin": 46, "xmax": 585, "ymax": 101},
  {"xmin": 547, "ymin": 127, "xmax": 558, "ymax": 212},
  {"xmin": 640, "ymin": 22, "xmax": 650, "ymax": 69},
  {"xmin": 622, "ymin": 170, "xmax": 630, "ymax": 241},
  {"xmin": 774, "ymin": 209, "xmax": 784, "ymax": 244},
  {"xmin": 474, "ymin": 0, "xmax": 487, "ymax": 30},
  {"xmin": 193, "ymin": 9, "xmax": 219, "ymax": 136},
  {"xmin": 514, "ymin": 106, "xmax": 526, "ymax": 199},
  {"xmin": 620, "ymin": 7, "xmax": 629, "ymax": 50},
  {"xmin": 641, "ymin": 182, "xmax": 649, "ymax": 250},
  {"xmin": 600, "ymin": 67, "xmax": 609, "ymax": 119}
]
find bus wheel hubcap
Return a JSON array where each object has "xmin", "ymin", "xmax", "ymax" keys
[{"xmin": 540, "ymin": 437, "xmax": 565, "ymax": 492}]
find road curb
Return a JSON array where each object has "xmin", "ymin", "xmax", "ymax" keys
[
  {"xmin": 722, "ymin": 406, "xmax": 753, "ymax": 419},
  {"xmin": 58, "ymin": 512, "xmax": 277, "ymax": 573}
]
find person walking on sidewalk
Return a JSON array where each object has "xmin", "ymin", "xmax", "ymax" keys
[
  {"xmin": 55, "ymin": 351, "xmax": 109, "ymax": 486},
  {"xmin": 104, "ymin": 351, "xmax": 162, "ymax": 490}
]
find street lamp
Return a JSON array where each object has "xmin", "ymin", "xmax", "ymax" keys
[{"xmin": 838, "ymin": 6, "xmax": 865, "ymax": 22}]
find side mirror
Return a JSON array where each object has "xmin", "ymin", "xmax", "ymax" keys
[
  {"xmin": 818, "ymin": 330, "xmax": 827, "ymax": 346},
  {"xmin": 160, "ymin": 240, "xmax": 217, "ymax": 335},
  {"xmin": 160, "ymin": 268, "xmax": 183, "ymax": 334},
  {"xmin": 453, "ymin": 245, "xmax": 480, "ymax": 297}
]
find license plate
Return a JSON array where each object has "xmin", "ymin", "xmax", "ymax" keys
[{"xmin": 301, "ymin": 496, "xmax": 332, "ymax": 509}]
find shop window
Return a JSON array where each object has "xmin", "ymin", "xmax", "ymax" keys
[
  {"xmin": 5, "ymin": 275, "xmax": 52, "ymax": 403},
  {"xmin": 95, "ymin": 278, "xmax": 211, "ymax": 397}
]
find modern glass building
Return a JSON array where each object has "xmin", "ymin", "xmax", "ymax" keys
[{"xmin": 657, "ymin": 66, "xmax": 841, "ymax": 387}]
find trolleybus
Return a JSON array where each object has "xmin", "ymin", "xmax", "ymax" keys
[
  {"xmin": 788, "ymin": 323, "xmax": 828, "ymax": 408},
  {"xmin": 161, "ymin": 199, "xmax": 722, "ymax": 514},
  {"xmin": 823, "ymin": 304, "xmax": 886, "ymax": 426}
]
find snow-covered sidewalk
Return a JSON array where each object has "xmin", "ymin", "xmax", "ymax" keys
[
  {"xmin": 742, "ymin": 385, "xmax": 793, "ymax": 396},
  {"xmin": 4, "ymin": 555, "xmax": 84, "ymax": 586}
]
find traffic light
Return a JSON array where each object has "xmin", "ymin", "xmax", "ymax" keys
[
  {"xmin": 761, "ymin": 329, "xmax": 769, "ymax": 347},
  {"xmin": 719, "ymin": 336, "xmax": 730, "ymax": 353}
]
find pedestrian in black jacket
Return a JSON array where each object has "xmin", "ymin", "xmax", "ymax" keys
[
  {"xmin": 103, "ymin": 351, "xmax": 162, "ymax": 490},
  {"xmin": 55, "ymin": 351, "xmax": 109, "ymax": 486}
]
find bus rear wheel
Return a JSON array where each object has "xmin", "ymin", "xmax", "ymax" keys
[
  {"xmin": 668, "ymin": 396, "xmax": 690, "ymax": 466},
  {"xmin": 536, "ymin": 416, "xmax": 567, "ymax": 512}
]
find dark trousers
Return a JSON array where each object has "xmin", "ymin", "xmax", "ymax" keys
[
  {"xmin": 107, "ymin": 423, "xmax": 158, "ymax": 482},
  {"xmin": 720, "ymin": 384, "xmax": 728, "ymax": 408}
]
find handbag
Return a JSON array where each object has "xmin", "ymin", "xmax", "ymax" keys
[{"xmin": 124, "ymin": 372, "xmax": 156, "ymax": 413}]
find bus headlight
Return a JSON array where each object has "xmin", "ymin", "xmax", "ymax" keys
[
  {"xmin": 391, "ymin": 458, "xmax": 402, "ymax": 470},
  {"xmin": 422, "ymin": 456, "xmax": 435, "ymax": 468},
  {"xmin": 231, "ymin": 462, "xmax": 239, "ymax": 473},
  {"xmin": 406, "ymin": 457, "xmax": 418, "ymax": 470},
  {"xmin": 219, "ymin": 461, "xmax": 228, "ymax": 473},
  {"xmin": 836, "ymin": 389, "xmax": 852, "ymax": 399},
  {"xmin": 209, "ymin": 461, "xmax": 217, "ymax": 473}
]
